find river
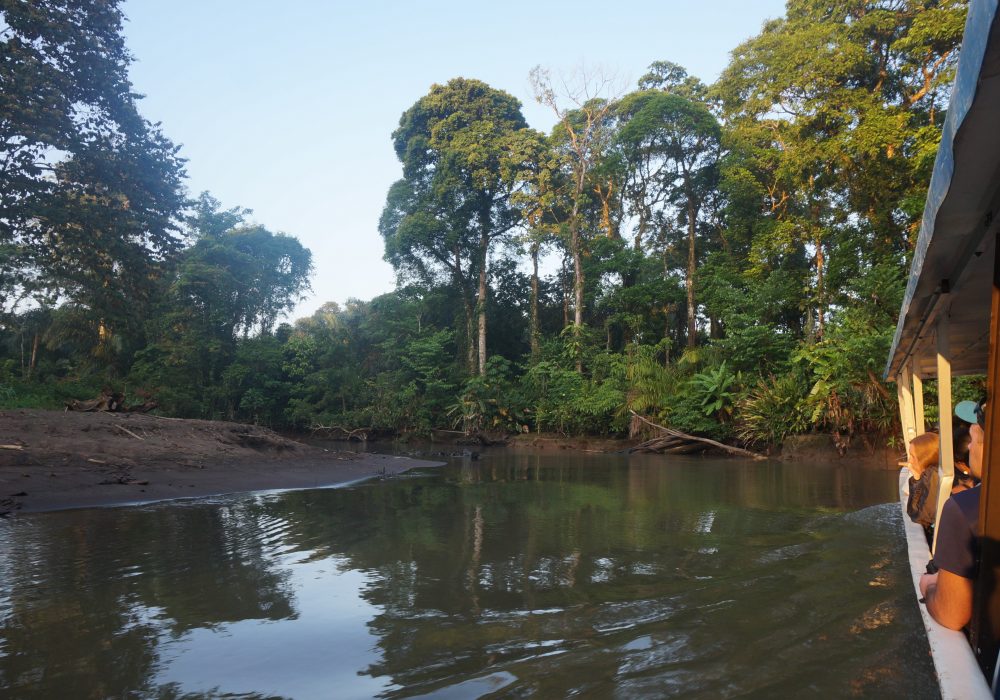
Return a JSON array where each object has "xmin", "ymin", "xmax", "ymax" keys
[{"xmin": 0, "ymin": 451, "xmax": 937, "ymax": 698}]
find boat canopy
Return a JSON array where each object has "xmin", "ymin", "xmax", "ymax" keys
[{"xmin": 886, "ymin": 0, "xmax": 1000, "ymax": 381}]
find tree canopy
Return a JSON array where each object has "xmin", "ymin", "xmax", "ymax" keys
[{"xmin": 0, "ymin": 0, "xmax": 978, "ymax": 446}]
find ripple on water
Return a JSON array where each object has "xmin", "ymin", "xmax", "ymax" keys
[{"xmin": 0, "ymin": 460, "xmax": 937, "ymax": 699}]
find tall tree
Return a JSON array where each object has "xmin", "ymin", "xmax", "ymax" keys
[
  {"xmin": 513, "ymin": 142, "xmax": 568, "ymax": 362},
  {"xmin": 381, "ymin": 78, "xmax": 542, "ymax": 376},
  {"xmin": 638, "ymin": 60, "xmax": 708, "ymax": 101},
  {"xmin": 0, "ymin": 0, "xmax": 187, "ymax": 353},
  {"xmin": 713, "ymin": 0, "xmax": 966, "ymax": 337},
  {"xmin": 616, "ymin": 90, "xmax": 720, "ymax": 347},
  {"xmin": 530, "ymin": 66, "xmax": 621, "ymax": 369}
]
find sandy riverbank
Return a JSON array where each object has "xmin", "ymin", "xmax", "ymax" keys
[{"xmin": 0, "ymin": 409, "xmax": 442, "ymax": 515}]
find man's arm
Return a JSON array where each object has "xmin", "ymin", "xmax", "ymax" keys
[{"xmin": 920, "ymin": 570, "xmax": 974, "ymax": 630}]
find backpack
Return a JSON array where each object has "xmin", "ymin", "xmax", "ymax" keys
[{"xmin": 907, "ymin": 468, "xmax": 939, "ymax": 528}]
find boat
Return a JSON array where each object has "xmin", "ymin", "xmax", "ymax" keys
[{"xmin": 885, "ymin": 1, "xmax": 1000, "ymax": 696}]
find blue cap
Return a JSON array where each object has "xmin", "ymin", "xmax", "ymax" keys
[{"xmin": 956, "ymin": 400, "xmax": 979, "ymax": 425}]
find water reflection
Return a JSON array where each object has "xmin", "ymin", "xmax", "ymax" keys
[{"xmin": 0, "ymin": 454, "xmax": 936, "ymax": 698}]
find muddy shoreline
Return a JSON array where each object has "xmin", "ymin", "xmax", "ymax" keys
[
  {"xmin": 0, "ymin": 409, "xmax": 898, "ymax": 515},
  {"xmin": 0, "ymin": 410, "xmax": 441, "ymax": 515}
]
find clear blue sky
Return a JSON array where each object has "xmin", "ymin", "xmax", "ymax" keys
[{"xmin": 122, "ymin": 0, "xmax": 787, "ymax": 320}]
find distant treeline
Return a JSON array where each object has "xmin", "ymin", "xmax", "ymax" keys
[{"xmin": 0, "ymin": 0, "xmax": 982, "ymax": 446}]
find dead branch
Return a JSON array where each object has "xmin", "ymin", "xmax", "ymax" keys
[
  {"xmin": 113, "ymin": 424, "xmax": 145, "ymax": 441},
  {"xmin": 66, "ymin": 390, "xmax": 124, "ymax": 412},
  {"xmin": 309, "ymin": 424, "xmax": 369, "ymax": 441},
  {"xmin": 628, "ymin": 411, "xmax": 767, "ymax": 460}
]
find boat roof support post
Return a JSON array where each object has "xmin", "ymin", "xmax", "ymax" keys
[
  {"xmin": 913, "ymin": 361, "xmax": 926, "ymax": 436},
  {"xmin": 933, "ymin": 314, "xmax": 956, "ymax": 557},
  {"xmin": 897, "ymin": 380, "xmax": 910, "ymax": 449},
  {"xmin": 973, "ymin": 228, "xmax": 1000, "ymax": 684},
  {"xmin": 900, "ymin": 363, "xmax": 918, "ymax": 447}
]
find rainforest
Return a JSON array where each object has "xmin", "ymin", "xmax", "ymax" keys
[{"xmin": 0, "ymin": 0, "xmax": 979, "ymax": 450}]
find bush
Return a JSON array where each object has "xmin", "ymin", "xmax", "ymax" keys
[
  {"xmin": 521, "ymin": 356, "xmax": 626, "ymax": 435},
  {"xmin": 449, "ymin": 356, "xmax": 525, "ymax": 433},
  {"xmin": 737, "ymin": 372, "xmax": 811, "ymax": 446}
]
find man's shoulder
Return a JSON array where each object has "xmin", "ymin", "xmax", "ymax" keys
[{"xmin": 951, "ymin": 485, "xmax": 980, "ymax": 525}]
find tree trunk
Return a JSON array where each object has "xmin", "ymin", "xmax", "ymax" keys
[
  {"xmin": 463, "ymin": 294, "xmax": 476, "ymax": 375},
  {"xmin": 530, "ymin": 242, "xmax": 540, "ymax": 361},
  {"xmin": 710, "ymin": 316, "xmax": 722, "ymax": 340},
  {"xmin": 571, "ymin": 224, "xmax": 585, "ymax": 373},
  {"xmin": 570, "ymin": 175, "xmax": 585, "ymax": 373},
  {"xmin": 634, "ymin": 208, "xmax": 647, "ymax": 251},
  {"xmin": 686, "ymin": 198, "xmax": 697, "ymax": 348},
  {"xmin": 572, "ymin": 227, "xmax": 585, "ymax": 330},
  {"xmin": 664, "ymin": 315, "xmax": 672, "ymax": 366},
  {"xmin": 27, "ymin": 333, "xmax": 39, "ymax": 380},
  {"xmin": 454, "ymin": 246, "xmax": 475, "ymax": 374},
  {"xmin": 561, "ymin": 255, "xmax": 571, "ymax": 329},
  {"xmin": 477, "ymin": 233, "xmax": 489, "ymax": 377},
  {"xmin": 815, "ymin": 232, "xmax": 825, "ymax": 339},
  {"xmin": 594, "ymin": 179, "xmax": 617, "ymax": 239}
]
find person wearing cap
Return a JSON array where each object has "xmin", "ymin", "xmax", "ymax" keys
[
  {"xmin": 919, "ymin": 400, "xmax": 985, "ymax": 630},
  {"xmin": 907, "ymin": 405, "xmax": 979, "ymax": 540}
]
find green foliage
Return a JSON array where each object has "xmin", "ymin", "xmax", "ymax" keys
[
  {"xmin": 382, "ymin": 78, "xmax": 545, "ymax": 375},
  {"xmin": 1, "ymin": 2, "xmax": 964, "ymax": 454},
  {"xmin": 0, "ymin": 0, "xmax": 186, "ymax": 359},
  {"xmin": 737, "ymin": 373, "xmax": 811, "ymax": 446},
  {"xmin": 449, "ymin": 357, "xmax": 525, "ymax": 434},
  {"xmin": 920, "ymin": 375, "xmax": 986, "ymax": 425},
  {"xmin": 622, "ymin": 342, "xmax": 677, "ymax": 416},
  {"xmin": 521, "ymin": 350, "xmax": 627, "ymax": 436},
  {"xmin": 792, "ymin": 317, "xmax": 897, "ymax": 437},
  {"xmin": 0, "ymin": 374, "xmax": 110, "ymax": 410},
  {"xmin": 689, "ymin": 362, "xmax": 738, "ymax": 417}
]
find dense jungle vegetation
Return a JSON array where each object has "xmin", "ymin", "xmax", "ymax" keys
[{"xmin": 0, "ymin": 0, "xmax": 979, "ymax": 448}]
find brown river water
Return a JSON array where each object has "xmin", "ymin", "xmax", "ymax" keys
[{"xmin": 0, "ymin": 451, "xmax": 937, "ymax": 698}]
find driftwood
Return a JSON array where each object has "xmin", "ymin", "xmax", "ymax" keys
[
  {"xmin": 310, "ymin": 424, "xmax": 369, "ymax": 441},
  {"xmin": 113, "ymin": 424, "xmax": 145, "ymax": 441},
  {"xmin": 628, "ymin": 411, "xmax": 767, "ymax": 460},
  {"xmin": 66, "ymin": 390, "xmax": 124, "ymax": 412},
  {"xmin": 65, "ymin": 390, "xmax": 158, "ymax": 414}
]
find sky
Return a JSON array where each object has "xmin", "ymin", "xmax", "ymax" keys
[{"xmin": 122, "ymin": 0, "xmax": 787, "ymax": 321}]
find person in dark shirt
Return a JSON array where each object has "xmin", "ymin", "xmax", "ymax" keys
[{"xmin": 919, "ymin": 401, "xmax": 985, "ymax": 630}]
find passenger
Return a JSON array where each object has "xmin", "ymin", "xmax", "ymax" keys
[
  {"xmin": 906, "ymin": 432, "xmax": 940, "ymax": 535},
  {"xmin": 906, "ymin": 428, "xmax": 976, "ymax": 536},
  {"xmin": 953, "ymin": 401, "xmax": 980, "ymax": 488},
  {"xmin": 952, "ymin": 426, "xmax": 976, "ymax": 493},
  {"xmin": 919, "ymin": 400, "xmax": 986, "ymax": 630}
]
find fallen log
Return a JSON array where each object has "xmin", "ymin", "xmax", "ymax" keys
[
  {"xmin": 66, "ymin": 390, "xmax": 124, "ymax": 412},
  {"xmin": 633, "ymin": 436, "xmax": 686, "ymax": 450},
  {"xmin": 661, "ymin": 442, "xmax": 710, "ymax": 455},
  {"xmin": 628, "ymin": 411, "xmax": 767, "ymax": 460},
  {"xmin": 65, "ymin": 390, "xmax": 157, "ymax": 414},
  {"xmin": 309, "ymin": 424, "xmax": 369, "ymax": 441},
  {"xmin": 631, "ymin": 440, "xmax": 691, "ymax": 454}
]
